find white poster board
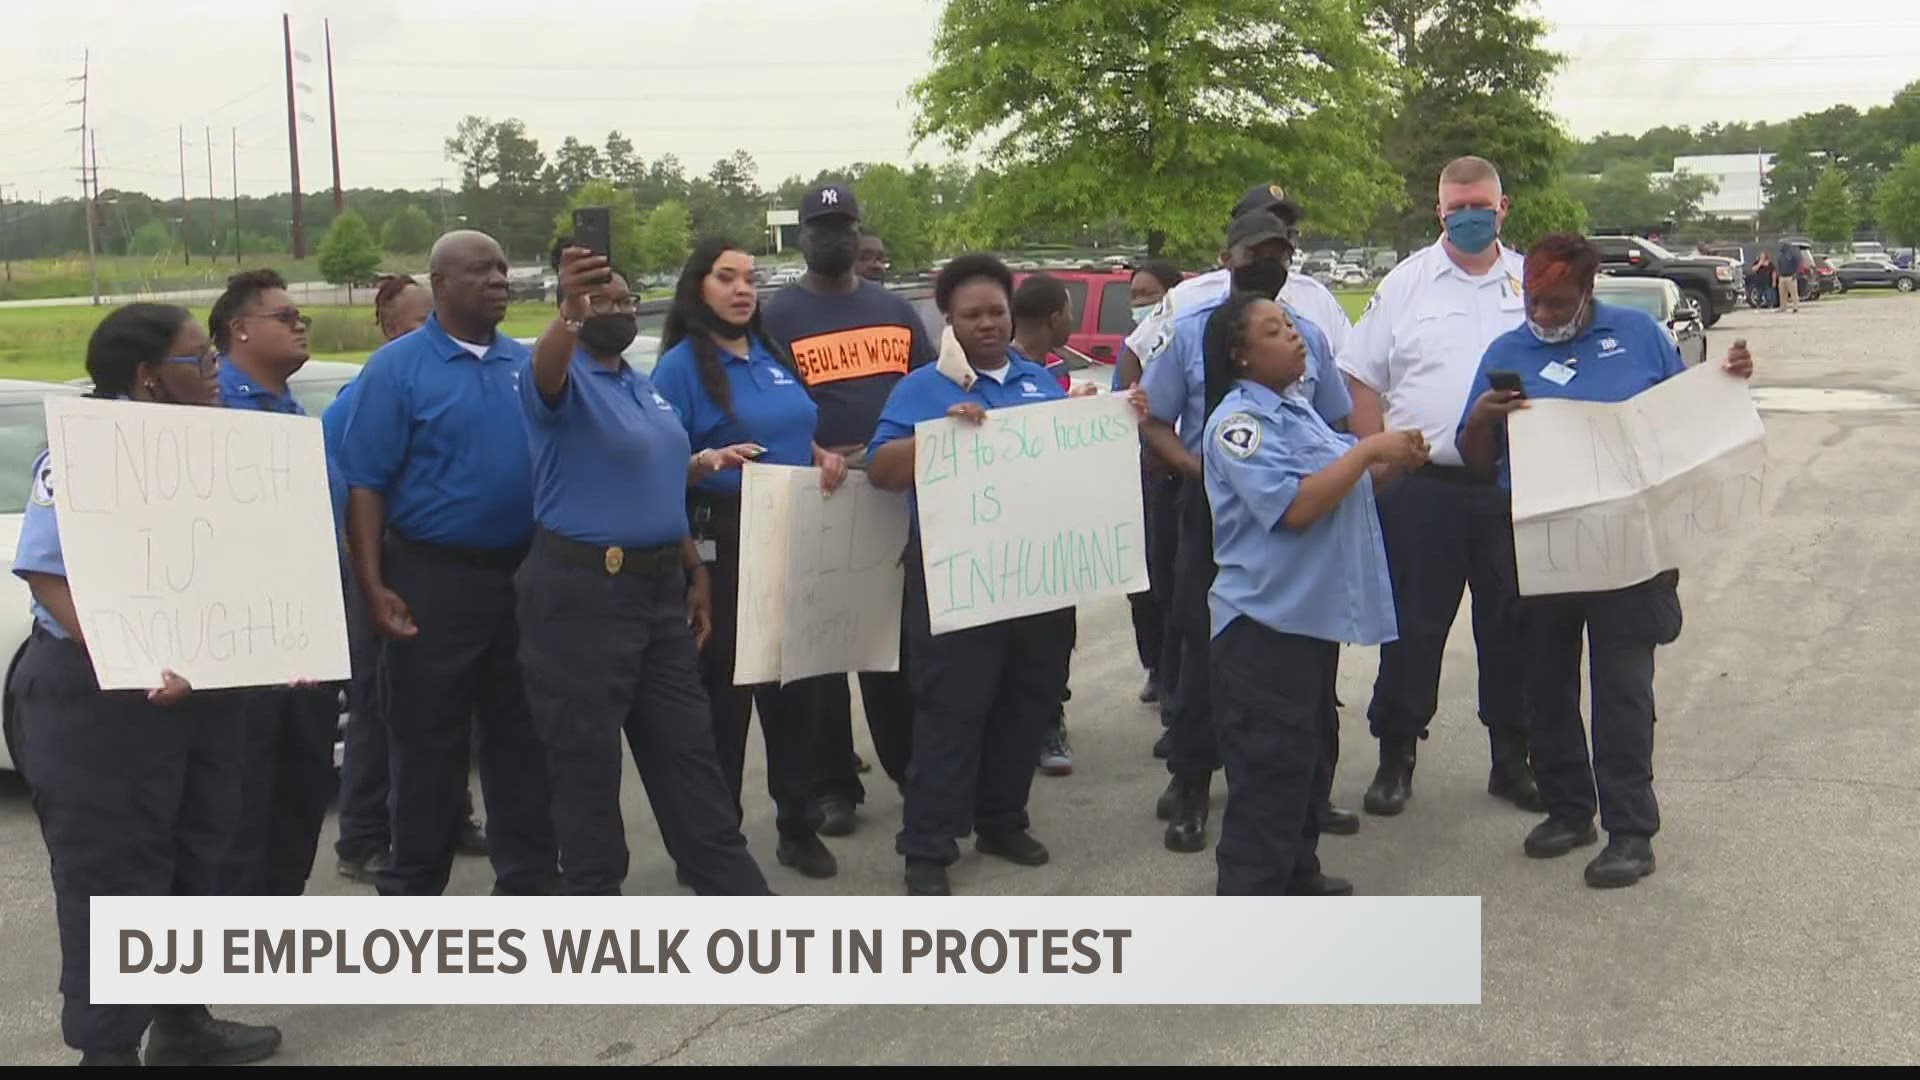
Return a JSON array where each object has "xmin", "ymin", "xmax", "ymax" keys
[
  {"xmin": 1508, "ymin": 363, "xmax": 1768, "ymax": 597},
  {"xmin": 42, "ymin": 396, "xmax": 351, "ymax": 690},
  {"xmin": 734, "ymin": 465, "xmax": 909, "ymax": 685},
  {"xmin": 914, "ymin": 394, "xmax": 1148, "ymax": 635}
]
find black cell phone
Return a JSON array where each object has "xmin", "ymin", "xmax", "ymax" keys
[
  {"xmin": 572, "ymin": 206, "xmax": 612, "ymax": 258},
  {"xmin": 1488, "ymin": 370, "xmax": 1526, "ymax": 397}
]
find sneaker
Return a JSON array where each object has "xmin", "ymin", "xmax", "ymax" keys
[
  {"xmin": 776, "ymin": 834, "xmax": 839, "ymax": 879},
  {"xmin": 336, "ymin": 847, "xmax": 391, "ymax": 885},
  {"xmin": 1038, "ymin": 727, "xmax": 1073, "ymax": 776}
]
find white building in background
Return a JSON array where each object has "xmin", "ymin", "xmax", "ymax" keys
[{"xmin": 1652, "ymin": 153, "xmax": 1775, "ymax": 222}]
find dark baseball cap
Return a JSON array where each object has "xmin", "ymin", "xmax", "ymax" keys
[
  {"xmin": 1231, "ymin": 183, "xmax": 1303, "ymax": 224},
  {"xmin": 800, "ymin": 182, "xmax": 861, "ymax": 224},
  {"xmin": 1225, "ymin": 210, "xmax": 1295, "ymax": 251}
]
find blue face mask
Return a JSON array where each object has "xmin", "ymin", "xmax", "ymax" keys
[{"xmin": 1443, "ymin": 207, "xmax": 1500, "ymax": 255}]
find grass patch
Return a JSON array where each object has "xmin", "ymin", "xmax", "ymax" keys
[{"xmin": 0, "ymin": 254, "xmax": 435, "ymax": 302}]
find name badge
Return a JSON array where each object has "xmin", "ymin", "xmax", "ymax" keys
[
  {"xmin": 695, "ymin": 539, "xmax": 718, "ymax": 563},
  {"xmin": 1539, "ymin": 360, "xmax": 1576, "ymax": 386}
]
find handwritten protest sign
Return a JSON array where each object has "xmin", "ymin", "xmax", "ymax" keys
[
  {"xmin": 914, "ymin": 394, "xmax": 1148, "ymax": 635},
  {"xmin": 1508, "ymin": 363, "xmax": 1767, "ymax": 596},
  {"xmin": 735, "ymin": 465, "xmax": 909, "ymax": 685},
  {"xmin": 41, "ymin": 396, "xmax": 350, "ymax": 690}
]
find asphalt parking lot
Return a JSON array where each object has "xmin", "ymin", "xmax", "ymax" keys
[{"xmin": 2, "ymin": 293, "xmax": 1918, "ymax": 1064}]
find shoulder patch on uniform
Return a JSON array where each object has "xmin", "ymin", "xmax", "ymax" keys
[
  {"xmin": 30, "ymin": 453, "xmax": 54, "ymax": 507},
  {"xmin": 1216, "ymin": 412, "xmax": 1261, "ymax": 459},
  {"xmin": 1362, "ymin": 290, "xmax": 1382, "ymax": 316}
]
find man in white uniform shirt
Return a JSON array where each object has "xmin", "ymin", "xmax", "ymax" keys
[{"xmin": 1336, "ymin": 155, "xmax": 1544, "ymax": 821}]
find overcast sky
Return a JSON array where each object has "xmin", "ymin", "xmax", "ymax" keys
[{"xmin": 3, "ymin": 0, "xmax": 1916, "ymax": 202}]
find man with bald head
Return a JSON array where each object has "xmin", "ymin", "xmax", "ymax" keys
[{"xmin": 337, "ymin": 229, "xmax": 560, "ymax": 896}]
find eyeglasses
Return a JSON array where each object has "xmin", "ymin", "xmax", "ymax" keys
[
  {"xmin": 251, "ymin": 307, "xmax": 313, "ymax": 331},
  {"xmin": 162, "ymin": 349, "xmax": 219, "ymax": 376},
  {"xmin": 587, "ymin": 296, "xmax": 639, "ymax": 315}
]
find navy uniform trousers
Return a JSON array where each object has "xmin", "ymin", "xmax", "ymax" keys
[
  {"xmin": 1128, "ymin": 457, "xmax": 1183, "ymax": 694},
  {"xmin": 13, "ymin": 629, "xmax": 247, "ymax": 1052},
  {"xmin": 373, "ymin": 534, "xmax": 557, "ymax": 896},
  {"xmin": 896, "ymin": 536, "xmax": 1074, "ymax": 864},
  {"xmin": 1210, "ymin": 617, "xmax": 1337, "ymax": 895},
  {"xmin": 219, "ymin": 683, "xmax": 338, "ymax": 896},
  {"xmin": 1519, "ymin": 570, "xmax": 1680, "ymax": 838},
  {"xmin": 691, "ymin": 492, "xmax": 820, "ymax": 841},
  {"xmin": 332, "ymin": 562, "xmax": 389, "ymax": 863},
  {"xmin": 516, "ymin": 529, "xmax": 770, "ymax": 896},
  {"xmin": 1366, "ymin": 467, "xmax": 1527, "ymax": 743}
]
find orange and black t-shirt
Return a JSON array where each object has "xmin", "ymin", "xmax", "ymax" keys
[{"xmin": 760, "ymin": 279, "xmax": 937, "ymax": 448}]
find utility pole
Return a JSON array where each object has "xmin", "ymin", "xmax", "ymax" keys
[
  {"xmin": 283, "ymin": 14, "xmax": 306, "ymax": 259},
  {"xmin": 69, "ymin": 49, "xmax": 100, "ymax": 305},
  {"xmin": 435, "ymin": 176, "xmax": 449, "ymax": 230},
  {"xmin": 179, "ymin": 125, "xmax": 191, "ymax": 264},
  {"xmin": 326, "ymin": 18, "xmax": 344, "ymax": 215},
  {"xmin": 206, "ymin": 125, "xmax": 217, "ymax": 261},
  {"xmin": 1, "ymin": 184, "xmax": 12, "ymax": 285},
  {"xmin": 232, "ymin": 128, "xmax": 242, "ymax": 263}
]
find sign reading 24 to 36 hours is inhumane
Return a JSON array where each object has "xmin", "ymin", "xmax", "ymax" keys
[
  {"xmin": 40, "ymin": 396, "xmax": 351, "ymax": 691},
  {"xmin": 912, "ymin": 394, "xmax": 1149, "ymax": 635}
]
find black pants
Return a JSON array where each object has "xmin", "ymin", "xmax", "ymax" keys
[
  {"xmin": 1211, "ymin": 618, "xmax": 1337, "ymax": 895},
  {"xmin": 333, "ymin": 563, "xmax": 390, "ymax": 862},
  {"xmin": 373, "ymin": 535, "xmax": 557, "ymax": 896},
  {"xmin": 1366, "ymin": 467, "xmax": 1527, "ymax": 743},
  {"xmin": 695, "ymin": 494, "xmax": 820, "ymax": 841},
  {"xmin": 1127, "ymin": 459, "xmax": 1182, "ymax": 679},
  {"xmin": 14, "ymin": 630, "xmax": 248, "ymax": 1053},
  {"xmin": 896, "ymin": 539, "xmax": 1074, "ymax": 863},
  {"xmin": 1165, "ymin": 480, "xmax": 1221, "ymax": 781},
  {"xmin": 516, "ymin": 533, "xmax": 770, "ymax": 896},
  {"xmin": 1521, "ymin": 572, "xmax": 1680, "ymax": 838},
  {"xmin": 221, "ymin": 685, "xmax": 338, "ymax": 896},
  {"xmin": 811, "ymin": 665, "xmax": 914, "ymax": 805}
]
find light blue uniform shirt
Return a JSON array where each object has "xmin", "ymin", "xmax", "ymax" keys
[
  {"xmin": 14, "ymin": 449, "xmax": 71, "ymax": 638},
  {"xmin": 1141, "ymin": 298, "xmax": 1350, "ymax": 453},
  {"xmin": 1203, "ymin": 380, "xmax": 1397, "ymax": 646}
]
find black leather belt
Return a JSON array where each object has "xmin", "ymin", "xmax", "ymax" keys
[
  {"xmin": 532, "ymin": 527, "xmax": 681, "ymax": 577},
  {"xmin": 387, "ymin": 531, "xmax": 528, "ymax": 572}
]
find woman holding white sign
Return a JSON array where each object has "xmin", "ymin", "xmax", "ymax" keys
[
  {"xmin": 1200, "ymin": 291, "xmax": 1428, "ymax": 896},
  {"xmin": 10, "ymin": 304, "xmax": 284, "ymax": 1065},
  {"xmin": 652, "ymin": 236, "xmax": 850, "ymax": 882},
  {"xmin": 867, "ymin": 254, "xmax": 1121, "ymax": 897},
  {"xmin": 1457, "ymin": 232, "xmax": 1753, "ymax": 889}
]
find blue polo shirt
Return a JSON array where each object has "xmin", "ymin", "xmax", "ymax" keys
[
  {"xmin": 868, "ymin": 352, "xmax": 1066, "ymax": 519},
  {"xmin": 521, "ymin": 348, "xmax": 693, "ymax": 550},
  {"xmin": 335, "ymin": 313, "xmax": 534, "ymax": 549},
  {"xmin": 320, "ymin": 378, "xmax": 357, "ymax": 534},
  {"xmin": 13, "ymin": 449, "xmax": 72, "ymax": 638},
  {"xmin": 1203, "ymin": 380, "xmax": 1396, "ymax": 646},
  {"xmin": 1459, "ymin": 301, "xmax": 1686, "ymax": 488},
  {"xmin": 650, "ymin": 335, "xmax": 818, "ymax": 496},
  {"xmin": 1140, "ymin": 298, "xmax": 1348, "ymax": 453},
  {"xmin": 217, "ymin": 358, "xmax": 304, "ymax": 415}
]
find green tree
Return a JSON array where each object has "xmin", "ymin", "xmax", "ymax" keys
[
  {"xmin": 1654, "ymin": 169, "xmax": 1719, "ymax": 229},
  {"xmin": 129, "ymin": 219, "xmax": 176, "ymax": 256},
  {"xmin": 911, "ymin": 0, "xmax": 1395, "ymax": 258},
  {"xmin": 638, "ymin": 199, "xmax": 692, "ymax": 276},
  {"xmin": 1501, "ymin": 184, "xmax": 1588, "ymax": 251},
  {"xmin": 856, "ymin": 163, "xmax": 937, "ymax": 272},
  {"xmin": 444, "ymin": 115, "xmax": 555, "ymax": 261},
  {"xmin": 552, "ymin": 180, "xmax": 646, "ymax": 276},
  {"xmin": 1804, "ymin": 166, "xmax": 1859, "ymax": 246},
  {"xmin": 546, "ymin": 136, "xmax": 605, "ymax": 194},
  {"xmin": 317, "ymin": 210, "xmax": 384, "ymax": 302},
  {"xmin": 379, "ymin": 204, "xmax": 435, "ymax": 254},
  {"xmin": 1365, "ymin": 0, "xmax": 1573, "ymax": 251},
  {"xmin": 1872, "ymin": 145, "xmax": 1920, "ymax": 246}
]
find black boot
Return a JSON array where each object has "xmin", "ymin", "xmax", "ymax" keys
[
  {"xmin": 1488, "ymin": 729, "xmax": 1546, "ymax": 812},
  {"xmin": 776, "ymin": 834, "xmax": 839, "ymax": 879},
  {"xmin": 1154, "ymin": 776, "xmax": 1180, "ymax": 821},
  {"xmin": 1523, "ymin": 816, "xmax": 1598, "ymax": 859},
  {"xmin": 1316, "ymin": 803, "xmax": 1361, "ymax": 836},
  {"xmin": 905, "ymin": 858, "xmax": 951, "ymax": 896},
  {"xmin": 1584, "ymin": 833, "xmax": 1656, "ymax": 888},
  {"xmin": 77, "ymin": 1047, "xmax": 141, "ymax": 1066},
  {"xmin": 142, "ymin": 1006, "xmax": 282, "ymax": 1067},
  {"xmin": 1362, "ymin": 738, "xmax": 1416, "ymax": 817},
  {"xmin": 816, "ymin": 794, "xmax": 857, "ymax": 838},
  {"xmin": 1163, "ymin": 776, "xmax": 1210, "ymax": 853}
]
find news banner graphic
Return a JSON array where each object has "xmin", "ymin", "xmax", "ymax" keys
[{"xmin": 95, "ymin": 898, "xmax": 1482, "ymax": 1005}]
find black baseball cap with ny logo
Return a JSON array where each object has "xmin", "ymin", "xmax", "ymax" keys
[{"xmin": 801, "ymin": 183, "xmax": 862, "ymax": 224}]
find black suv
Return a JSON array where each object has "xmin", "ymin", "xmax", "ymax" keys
[{"xmin": 1589, "ymin": 235, "xmax": 1743, "ymax": 327}]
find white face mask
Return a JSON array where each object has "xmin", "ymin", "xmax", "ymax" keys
[
  {"xmin": 1131, "ymin": 303, "xmax": 1156, "ymax": 326},
  {"xmin": 1528, "ymin": 296, "xmax": 1589, "ymax": 345}
]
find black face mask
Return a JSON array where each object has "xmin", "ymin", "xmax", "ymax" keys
[
  {"xmin": 805, "ymin": 226, "xmax": 860, "ymax": 277},
  {"xmin": 1231, "ymin": 257, "xmax": 1289, "ymax": 299},
  {"xmin": 577, "ymin": 314, "xmax": 638, "ymax": 357}
]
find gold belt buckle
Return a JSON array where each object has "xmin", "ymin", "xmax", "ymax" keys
[{"xmin": 604, "ymin": 546, "xmax": 625, "ymax": 575}]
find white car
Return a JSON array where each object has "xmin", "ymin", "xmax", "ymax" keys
[
  {"xmin": 1328, "ymin": 263, "xmax": 1369, "ymax": 287},
  {"xmin": 0, "ymin": 378, "xmax": 90, "ymax": 773}
]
